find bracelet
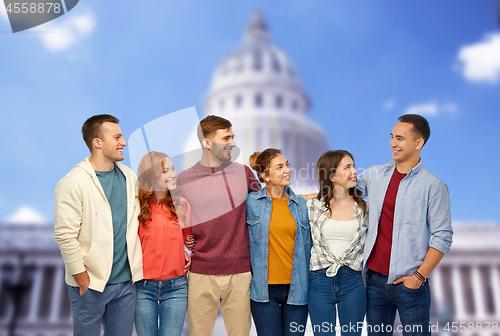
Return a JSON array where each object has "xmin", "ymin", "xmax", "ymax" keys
[{"xmin": 413, "ymin": 271, "xmax": 425, "ymax": 283}]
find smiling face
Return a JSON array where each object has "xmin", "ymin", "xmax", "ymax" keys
[
  {"xmin": 262, "ymin": 154, "xmax": 291, "ymax": 188},
  {"xmin": 207, "ymin": 128, "xmax": 236, "ymax": 164},
  {"xmin": 390, "ymin": 122, "xmax": 423, "ymax": 164},
  {"xmin": 331, "ymin": 154, "xmax": 357, "ymax": 189},
  {"xmin": 96, "ymin": 122, "xmax": 127, "ymax": 163},
  {"xmin": 154, "ymin": 157, "xmax": 177, "ymax": 191}
]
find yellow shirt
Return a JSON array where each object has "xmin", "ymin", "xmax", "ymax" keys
[{"xmin": 268, "ymin": 198, "xmax": 296, "ymax": 284}]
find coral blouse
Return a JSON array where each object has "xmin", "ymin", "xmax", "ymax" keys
[{"xmin": 139, "ymin": 197, "xmax": 192, "ymax": 280}]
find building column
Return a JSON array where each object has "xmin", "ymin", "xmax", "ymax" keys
[
  {"xmin": 471, "ymin": 265, "xmax": 487, "ymax": 319},
  {"xmin": 0, "ymin": 267, "xmax": 3, "ymax": 306},
  {"xmin": 27, "ymin": 265, "xmax": 44, "ymax": 323},
  {"xmin": 451, "ymin": 265, "xmax": 467, "ymax": 320},
  {"xmin": 490, "ymin": 265, "xmax": 500, "ymax": 319},
  {"xmin": 0, "ymin": 267, "xmax": 6, "ymax": 324},
  {"xmin": 48, "ymin": 265, "xmax": 64, "ymax": 323},
  {"xmin": 431, "ymin": 266, "xmax": 447, "ymax": 313}
]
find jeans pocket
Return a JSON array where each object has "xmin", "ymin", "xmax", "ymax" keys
[
  {"xmin": 309, "ymin": 269, "xmax": 323, "ymax": 281},
  {"xmin": 67, "ymin": 285, "xmax": 80, "ymax": 302},
  {"xmin": 80, "ymin": 287, "xmax": 91, "ymax": 298},
  {"xmin": 344, "ymin": 267, "xmax": 361, "ymax": 276},
  {"xmin": 365, "ymin": 270, "xmax": 377, "ymax": 284},
  {"xmin": 401, "ymin": 282, "xmax": 423, "ymax": 292},
  {"xmin": 174, "ymin": 276, "xmax": 188, "ymax": 289}
]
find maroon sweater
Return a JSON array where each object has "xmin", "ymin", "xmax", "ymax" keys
[{"xmin": 177, "ymin": 161, "xmax": 261, "ymax": 275}]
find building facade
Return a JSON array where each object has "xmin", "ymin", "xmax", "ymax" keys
[{"xmin": 1, "ymin": 223, "xmax": 499, "ymax": 336}]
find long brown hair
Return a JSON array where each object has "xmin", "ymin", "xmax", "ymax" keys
[
  {"xmin": 137, "ymin": 151, "xmax": 186, "ymax": 226},
  {"xmin": 316, "ymin": 150, "xmax": 367, "ymax": 217}
]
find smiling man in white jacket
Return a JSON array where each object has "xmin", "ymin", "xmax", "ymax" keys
[{"xmin": 54, "ymin": 114, "xmax": 143, "ymax": 336}]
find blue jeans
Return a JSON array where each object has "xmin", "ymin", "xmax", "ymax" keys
[
  {"xmin": 308, "ymin": 266, "xmax": 366, "ymax": 335},
  {"xmin": 134, "ymin": 276, "xmax": 188, "ymax": 336},
  {"xmin": 366, "ymin": 269, "xmax": 431, "ymax": 336},
  {"xmin": 67, "ymin": 281, "xmax": 136, "ymax": 336},
  {"xmin": 251, "ymin": 284, "xmax": 308, "ymax": 336}
]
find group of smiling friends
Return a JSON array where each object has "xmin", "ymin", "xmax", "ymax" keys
[{"xmin": 54, "ymin": 113, "xmax": 452, "ymax": 336}]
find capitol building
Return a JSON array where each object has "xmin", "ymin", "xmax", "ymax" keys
[
  {"xmin": 1, "ymin": 11, "xmax": 499, "ymax": 336},
  {"xmin": 201, "ymin": 10, "xmax": 327, "ymax": 194}
]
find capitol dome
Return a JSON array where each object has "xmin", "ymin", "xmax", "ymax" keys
[
  {"xmin": 208, "ymin": 10, "xmax": 308, "ymax": 109},
  {"xmin": 201, "ymin": 10, "xmax": 328, "ymax": 193}
]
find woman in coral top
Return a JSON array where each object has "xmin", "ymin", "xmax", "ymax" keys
[
  {"xmin": 135, "ymin": 151, "xmax": 193, "ymax": 336},
  {"xmin": 246, "ymin": 149, "xmax": 311, "ymax": 336}
]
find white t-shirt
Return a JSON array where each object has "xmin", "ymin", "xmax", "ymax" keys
[{"xmin": 322, "ymin": 218, "xmax": 358, "ymax": 259}]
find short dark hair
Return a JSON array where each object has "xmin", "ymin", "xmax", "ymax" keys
[
  {"xmin": 81, "ymin": 114, "xmax": 119, "ymax": 152},
  {"xmin": 398, "ymin": 114, "xmax": 430, "ymax": 146},
  {"xmin": 197, "ymin": 115, "xmax": 232, "ymax": 143}
]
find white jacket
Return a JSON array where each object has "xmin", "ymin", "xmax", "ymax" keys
[{"xmin": 53, "ymin": 158, "xmax": 143, "ymax": 292}]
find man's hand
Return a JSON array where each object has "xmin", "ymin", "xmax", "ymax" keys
[
  {"xmin": 392, "ymin": 274, "xmax": 422, "ymax": 289},
  {"xmin": 73, "ymin": 271, "xmax": 90, "ymax": 295},
  {"xmin": 183, "ymin": 251, "xmax": 192, "ymax": 273}
]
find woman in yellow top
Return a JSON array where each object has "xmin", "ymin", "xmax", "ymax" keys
[{"xmin": 246, "ymin": 148, "xmax": 311, "ymax": 336}]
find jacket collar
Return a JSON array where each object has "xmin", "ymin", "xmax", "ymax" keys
[
  {"xmin": 255, "ymin": 185, "xmax": 300, "ymax": 204},
  {"xmin": 80, "ymin": 157, "xmax": 129, "ymax": 176}
]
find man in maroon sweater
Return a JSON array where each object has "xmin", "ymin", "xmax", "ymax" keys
[{"xmin": 177, "ymin": 115, "xmax": 261, "ymax": 336}]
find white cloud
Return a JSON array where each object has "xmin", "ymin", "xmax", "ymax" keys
[
  {"xmin": 4, "ymin": 206, "xmax": 48, "ymax": 225},
  {"xmin": 457, "ymin": 32, "xmax": 500, "ymax": 84},
  {"xmin": 39, "ymin": 8, "xmax": 95, "ymax": 51},
  {"xmin": 405, "ymin": 101, "xmax": 458, "ymax": 117},
  {"xmin": 383, "ymin": 99, "xmax": 395, "ymax": 110}
]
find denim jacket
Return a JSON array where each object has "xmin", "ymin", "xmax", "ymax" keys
[{"xmin": 246, "ymin": 186, "xmax": 311, "ymax": 305}]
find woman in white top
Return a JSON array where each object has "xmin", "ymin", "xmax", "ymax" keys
[{"xmin": 307, "ymin": 150, "xmax": 368, "ymax": 335}]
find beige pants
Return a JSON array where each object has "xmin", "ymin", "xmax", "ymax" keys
[{"xmin": 187, "ymin": 271, "xmax": 252, "ymax": 336}]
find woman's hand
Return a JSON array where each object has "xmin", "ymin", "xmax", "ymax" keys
[
  {"xmin": 183, "ymin": 251, "xmax": 192, "ymax": 273},
  {"xmin": 185, "ymin": 235, "xmax": 196, "ymax": 251}
]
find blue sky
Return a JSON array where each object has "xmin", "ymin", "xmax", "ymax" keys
[{"xmin": 0, "ymin": 0, "xmax": 499, "ymax": 223}]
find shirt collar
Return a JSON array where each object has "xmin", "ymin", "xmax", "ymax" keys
[
  {"xmin": 385, "ymin": 158, "xmax": 423, "ymax": 177},
  {"xmin": 316, "ymin": 197, "xmax": 362, "ymax": 214}
]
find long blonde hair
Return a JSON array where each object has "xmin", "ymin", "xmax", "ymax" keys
[{"xmin": 137, "ymin": 151, "xmax": 186, "ymax": 226}]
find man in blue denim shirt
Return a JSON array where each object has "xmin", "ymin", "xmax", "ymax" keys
[{"xmin": 357, "ymin": 114, "xmax": 453, "ymax": 336}]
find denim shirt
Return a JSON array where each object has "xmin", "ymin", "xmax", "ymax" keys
[
  {"xmin": 246, "ymin": 186, "xmax": 311, "ymax": 305},
  {"xmin": 357, "ymin": 159, "xmax": 453, "ymax": 284}
]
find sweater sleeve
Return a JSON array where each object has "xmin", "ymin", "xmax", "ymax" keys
[
  {"xmin": 53, "ymin": 176, "xmax": 87, "ymax": 275},
  {"xmin": 181, "ymin": 200, "xmax": 192, "ymax": 239},
  {"xmin": 245, "ymin": 165, "xmax": 261, "ymax": 192}
]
